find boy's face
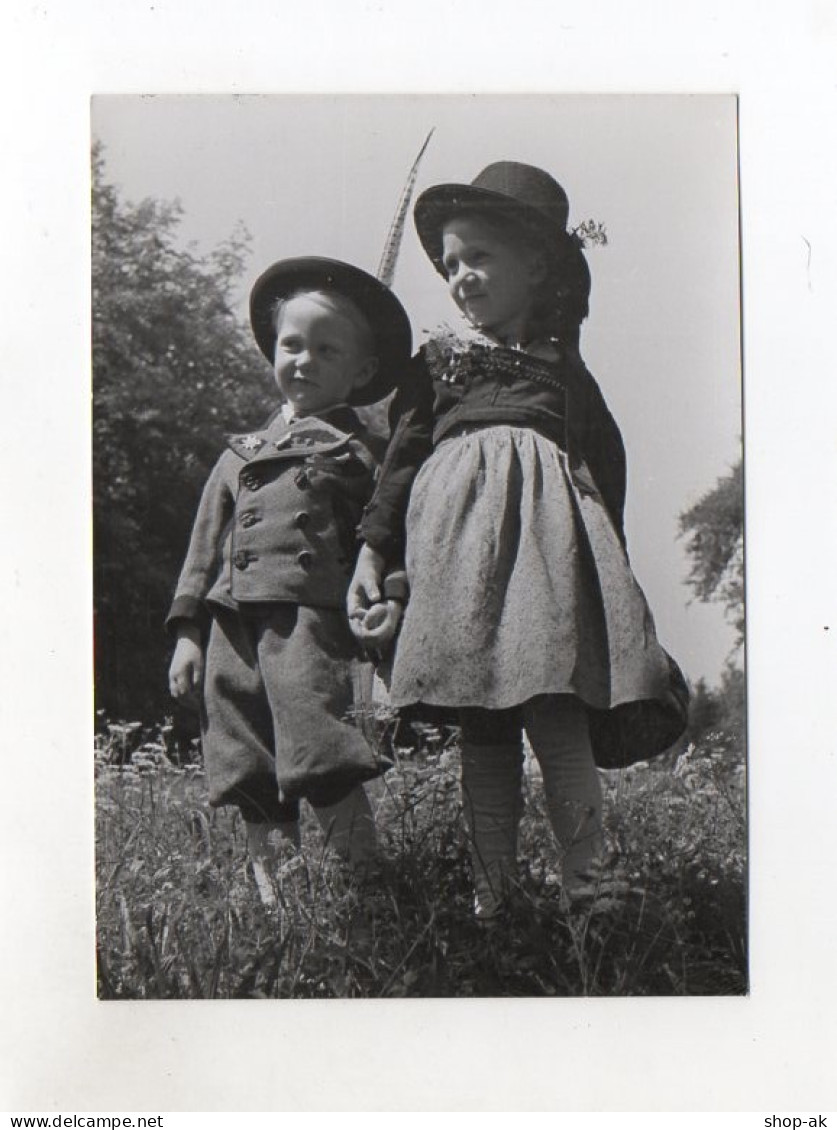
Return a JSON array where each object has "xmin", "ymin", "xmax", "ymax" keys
[
  {"xmin": 273, "ymin": 294, "xmax": 377, "ymax": 415},
  {"xmin": 441, "ymin": 215, "xmax": 543, "ymax": 342}
]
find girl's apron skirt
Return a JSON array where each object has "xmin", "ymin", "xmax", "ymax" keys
[{"xmin": 390, "ymin": 424, "xmax": 688, "ymax": 768}]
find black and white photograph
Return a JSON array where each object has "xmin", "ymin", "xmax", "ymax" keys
[{"xmin": 92, "ymin": 93, "xmax": 744, "ymax": 1000}]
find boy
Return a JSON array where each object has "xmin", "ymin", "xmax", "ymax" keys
[{"xmin": 167, "ymin": 257, "xmax": 411, "ymax": 903}]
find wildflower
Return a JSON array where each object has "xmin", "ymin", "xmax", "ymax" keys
[{"xmin": 108, "ymin": 722, "xmax": 142, "ymax": 736}]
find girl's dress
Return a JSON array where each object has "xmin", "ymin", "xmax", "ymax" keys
[{"xmin": 359, "ymin": 327, "xmax": 688, "ymax": 768}]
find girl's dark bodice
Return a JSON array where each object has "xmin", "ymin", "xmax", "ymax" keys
[{"xmin": 359, "ymin": 335, "xmax": 628, "ymax": 561}]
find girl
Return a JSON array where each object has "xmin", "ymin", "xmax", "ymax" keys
[{"xmin": 349, "ymin": 162, "xmax": 688, "ymax": 919}]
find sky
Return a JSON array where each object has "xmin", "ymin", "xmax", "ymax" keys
[{"xmin": 92, "ymin": 93, "xmax": 742, "ymax": 685}]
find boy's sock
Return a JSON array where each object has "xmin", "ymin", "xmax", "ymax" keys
[
  {"xmin": 522, "ymin": 696, "xmax": 603, "ymax": 896},
  {"xmin": 244, "ymin": 818, "xmax": 301, "ymax": 907},
  {"xmin": 244, "ymin": 818, "xmax": 301, "ymax": 859},
  {"xmin": 460, "ymin": 742, "xmax": 524, "ymax": 919},
  {"xmin": 314, "ymin": 784, "xmax": 377, "ymax": 867}
]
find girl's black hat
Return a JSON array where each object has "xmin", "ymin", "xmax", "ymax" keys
[
  {"xmin": 249, "ymin": 256, "xmax": 412, "ymax": 406},
  {"xmin": 414, "ymin": 161, "xmax": 576, "ymax": 275}
]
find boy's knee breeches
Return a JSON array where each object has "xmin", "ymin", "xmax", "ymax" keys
[{"xmin": 201, "ymin": 603, "xmax": 385, "ymax": 819}]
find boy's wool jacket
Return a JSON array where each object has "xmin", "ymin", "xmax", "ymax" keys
[
  {"xmin": 167, "ymin": 405, "xmax": 387, "ymax": 636},
  {"xmin": 359, "ymin": 336, "xmax": 628, "ymax": 562}
]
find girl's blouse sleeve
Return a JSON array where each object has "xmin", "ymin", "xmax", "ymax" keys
[
  {"xmin": 359, "ymin": 350, "xmax": 435, "ymax": 562},
  {"xmin": 589, "ymin": 389, "xmax": 627, "ymax": 547},
  {"xmin": 568, "ymin": 350, "xmax": 628, "ymax": 546}
]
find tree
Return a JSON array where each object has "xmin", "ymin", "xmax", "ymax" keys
[
  {"xmin": 686, "ymin": 663, "xmax": 746, "ymax": 747},
  {"xmin": 93, "ymin": 145, "xmax": 273, "ymax": 719},
  {"xmin": 687, "ymin": 677, "xmax": 722, "ymax": 738},
  {"xmin": 679, "ymin": 458, "xmax": 746, "ymax": 745},
  {"xmin": 713, "ymin": 661, "xmax": 745, "ymax": 735},
  {"xmin": 678, "ymin": 458, "xmax": 744, "ymax": 648}
]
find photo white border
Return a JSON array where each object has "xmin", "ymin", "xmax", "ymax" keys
[{"xmin": 2, "ymin": 0, "xmax": 836, "ymax": 1113}]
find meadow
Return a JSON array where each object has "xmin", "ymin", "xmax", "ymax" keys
[{"xmin": 95, "ymin": 716, "xmax": 746, "ymax": 999}]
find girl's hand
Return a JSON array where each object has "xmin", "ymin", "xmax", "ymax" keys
[
  {"xmin": 349, "ymin": 599, "xmax": 403, "ymax": 652},
  {"xmin": 347, "ymin": 543, "xmax": 386, "ymax": 620},
  {"xmin": 169, "ymin": 625, "xmax": 205, "ymax": 706}
]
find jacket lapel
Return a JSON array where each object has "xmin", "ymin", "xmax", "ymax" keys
[{"xmin": 226, "ymin": 408, "xmax": 362, "ymax": 466}]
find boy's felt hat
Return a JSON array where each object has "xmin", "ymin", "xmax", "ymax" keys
[
  {"xmin": 249, "ymin": 257, "xmax": 412, "ymax": 406},
  {"xmin": 414, "ymin": 161, "xmax": 575, "ymax": 275}
]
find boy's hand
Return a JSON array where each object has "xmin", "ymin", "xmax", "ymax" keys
[
  {"xmin": 349, "ymin": 599, "xmax": 403, "ymax": 652},
  {"xmin": 347, "ymin": 543, "xmax": 386, "ymax": 620},
  {"xmin": 169, "ymin": 625, "xmax": 205, "ymax": 706}
]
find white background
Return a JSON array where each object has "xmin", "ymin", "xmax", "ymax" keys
[{"xmin": 1, "ymin": 0, "xmax": 836, "ymax": 1113}]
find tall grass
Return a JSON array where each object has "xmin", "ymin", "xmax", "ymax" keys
[{"xmin": 95, "ymin": 719, "xmax": 746, "ymax": 998}]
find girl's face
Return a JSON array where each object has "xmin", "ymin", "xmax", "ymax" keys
[
  {"xmin": 441, "ymin": 215, "xmax": 543, "ymax": 343},
  {"xmin": 273, "ymin": 293, "xmax": 377, "ymax": 416}
]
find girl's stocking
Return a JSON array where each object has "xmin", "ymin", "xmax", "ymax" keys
[
  {"xmin": 460, "ymin": 742, "xmax": 524, "ymax": 918},
  {"xmin": 522, "ymin": 695, "xmax": 603, "ymax": 895}
]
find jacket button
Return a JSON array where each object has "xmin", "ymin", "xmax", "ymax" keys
[
  {"xmin": 233, "ymin": 550, "xmax": 254, "ymax": 570},
  {"xmin": 241, "ymin": 472, "xmax": 262, "ymax": 491},
  {"xmin": 296, "ymin": 550, "xmax": 313, "ymax": 570},
  {"xmin": 240, "ymin": 510, "xmax": 259, "ymax": 528},
  {"xmin": 293, "ymin": 510, "xmax": 310, "ymax": 529},
  {"xmin": 294, "ymin": 469, "xmax": 310, "ymax": 490}
]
